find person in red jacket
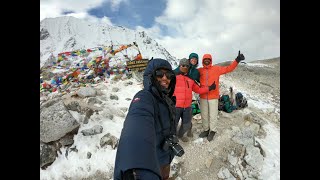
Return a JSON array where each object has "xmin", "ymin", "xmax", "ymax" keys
[
  {"xmin": 173, "ymin": 58, "xmax": 216, "ymax": 142},
  {"xmin": 198, "ymin": 51, "xmax": 245, "ymax": 141}
]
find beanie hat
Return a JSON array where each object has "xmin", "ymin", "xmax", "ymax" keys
[
  {"xmin": 189, "ymin": 53, "xmax": 199, "ymax": 60},
  {"xmin": 179, "ymin": 58, "xmax": 189, "ymax": 66}
]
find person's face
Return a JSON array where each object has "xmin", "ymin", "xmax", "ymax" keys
[
  {"xmin": 203, "ymin": 58, "xmax": 211, "ymax": 66},
  {"xmin": 155, "ymin": 69, "xmax": 173, "ymax": 89},
  {"xmin": 190, "ymin": 58, "xmax": 198, "ymax": 65},
  {"xmin": 179, "ymin": 64, "xmax": 189, "ymax": 74}
]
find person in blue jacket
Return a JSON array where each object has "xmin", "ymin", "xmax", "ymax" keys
[{"xmin": 114, "ymin": 58, "xmax": 183, "ymax": 180}]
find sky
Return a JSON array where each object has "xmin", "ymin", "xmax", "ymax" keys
[
  {"xmin": 40, "ymin": 0, "xmax": 279, "ymax": 62},
  {"xmin": 40, "ymin": 61, "xmax": 279, "ymax": 179}
]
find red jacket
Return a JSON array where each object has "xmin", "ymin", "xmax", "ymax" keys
[
  {"xmin": 198, "ymin": 54, "xmax": 238, "ymax": 100},
  {"xmin": 173, "ymin": 74, "xmax": 209, "ymax": 108}
]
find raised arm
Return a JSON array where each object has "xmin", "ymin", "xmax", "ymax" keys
[{"xmin": 218, "ymin": 51, "xmax": 245, "ymax": 75}]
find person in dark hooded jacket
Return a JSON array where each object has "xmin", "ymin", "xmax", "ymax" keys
[
  {"xmin": 187, "ymin": 53, "xmax": 200, "ymax": 83},
  {"xmin": 114, "ymin": 58, "xmax": 181, "ymax": 180}
]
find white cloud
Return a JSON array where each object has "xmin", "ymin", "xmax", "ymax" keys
[
  {"xmin": 40, "ymin": 0, "xmax": 114, "ymax": 25},
  {"xmin": 40, "ymin": 0, "xmax": 280, "ymax": 63},
  {"xmin": 132, "ymin": 13, "xmax": 142, "ymax": 22},
  {"xmin": 40, "ymin": 3, "xmax": 63, "ymax": 21},
  {"xmin": 40, "ymin": 0, "xmax": 105, "ymax": 21},
  {"xmin": 146, "ymin": 0, "xmax": 280, "ymax": 63},
  {"xmin": 110, "ymin": 0, "xmax": 128, "ymax": 12},
  {"xmin": 68, "ymin": 12, "xmax": 114, "ymax": 25},
  {"xmin": 40, "ymin": 0, "xmax": 127, "ymax": 21},
  {"xmin": 161, "ymin": 0, "xmax": 198, "ymax": 21}
]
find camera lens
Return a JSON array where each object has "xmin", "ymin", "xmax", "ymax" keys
[{"xmin": 172, "ymin": 144, "xmax": 185, "ymax": 157}]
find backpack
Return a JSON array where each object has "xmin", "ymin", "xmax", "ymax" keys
[
  {"xmin": 235, "ymin": 92, "xmax": 248, "ymax": 109},
  {"xmin": 219, "ymin": 95, "xmax": 236, "ymax": 113},
  {"xmin": 191, "ymin": 100, "xmax": 201, "ymax": 115}
]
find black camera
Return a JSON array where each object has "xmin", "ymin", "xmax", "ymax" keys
[{"xmin": 162, "ymin": 135, "xmax": 184, "ymax": 157}]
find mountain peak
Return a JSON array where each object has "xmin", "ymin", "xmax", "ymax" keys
[{"xmin": 40, "ymin": 16, "xmax": 178, "ymax": 68}]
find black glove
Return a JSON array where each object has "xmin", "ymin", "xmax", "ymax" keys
[
  {"xmin": 235, "ymin": 50, "xmax": 245, "ymax": 63},
  {"xmin": 209, "ymin": 81, "xmax": 216, "ymax": 91}
]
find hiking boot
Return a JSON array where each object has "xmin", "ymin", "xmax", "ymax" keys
[
  {"xmin": 207, "ymin": 131, "xmax": 216, "ymax": 142},
  {"xmin": 180, "ymin": 136, "xmax": 189, "ymax": 142},
  {"xmin": 187, "ymin": 129, "xmax": 193, "ymax": 138},
  {"xmin": 199, "ymin": 130, "xmax": 210, "ymax": 138}
]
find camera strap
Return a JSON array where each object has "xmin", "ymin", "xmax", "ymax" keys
[
  {"xmin": 159, "ymin": 94, "xmax": 176, "ymax": 136},
  {"xmin": 148, "ymin": 90, "xmax": 175, "ymax": 137},
  {"xmin": 163, "ymin": 94, "xmax": 176, "ymax": 135}
]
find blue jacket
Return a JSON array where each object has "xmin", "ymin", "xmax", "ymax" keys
[
  {"xmin": 114, "ymin": 58, "xmax": 177, "ymax": 180},
  {"xmin": 188, "ymin": 53, "xmax": 200, "ymax": 83},
  {"xmin": 188, "ymin": 64, "xmax": 200, "ymax": 83}
]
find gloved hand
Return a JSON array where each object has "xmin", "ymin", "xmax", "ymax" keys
[
  {"xmin": 209, "ymin": 81, "xmax": 216, "ymax": 91},
  {"xmin": 235, "ymin": 50, "xmax": 245, "ymax": 63}
]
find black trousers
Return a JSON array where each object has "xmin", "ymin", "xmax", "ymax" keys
[{"xmin": 175, "ymin": 107, "xmax": 192, "ymax": 137}]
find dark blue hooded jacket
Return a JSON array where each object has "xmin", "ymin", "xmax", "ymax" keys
[
  {"xmin": 114, "ymin": 58, "xmax": 177, "ymax": 180},
  {"xmin": 187, "ymin": 53, "xmax": 200, "ymax": 83}
]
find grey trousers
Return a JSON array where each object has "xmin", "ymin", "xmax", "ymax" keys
[{"xmin": 200, "ymin": 99, "xmax": 219, "ymax": 132}]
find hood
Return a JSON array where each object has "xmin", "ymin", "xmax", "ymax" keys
[
  {"xmin": 143, "ymin": 58, "xmax": 176, "ymax": 97},
  {"xmin": 189, "ymin": 52, "xmax": 199, "ymax": 67},
  {"xmin": 202, "ymin": 54, "xmax": 212, "ymax": 67}
]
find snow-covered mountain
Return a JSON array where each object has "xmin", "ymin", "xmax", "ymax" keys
[{"xmin": 40, "ymin": 16, "xmax": 178, "ymax": 68}]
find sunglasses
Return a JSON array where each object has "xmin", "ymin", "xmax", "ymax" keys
[
  {"xmin": 180, "ymin": 65, "xmax": 190, "ymax": 68},
  {"xmin": 155, "ymin": 70, "xmax": 174, "ymax": 79}
]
